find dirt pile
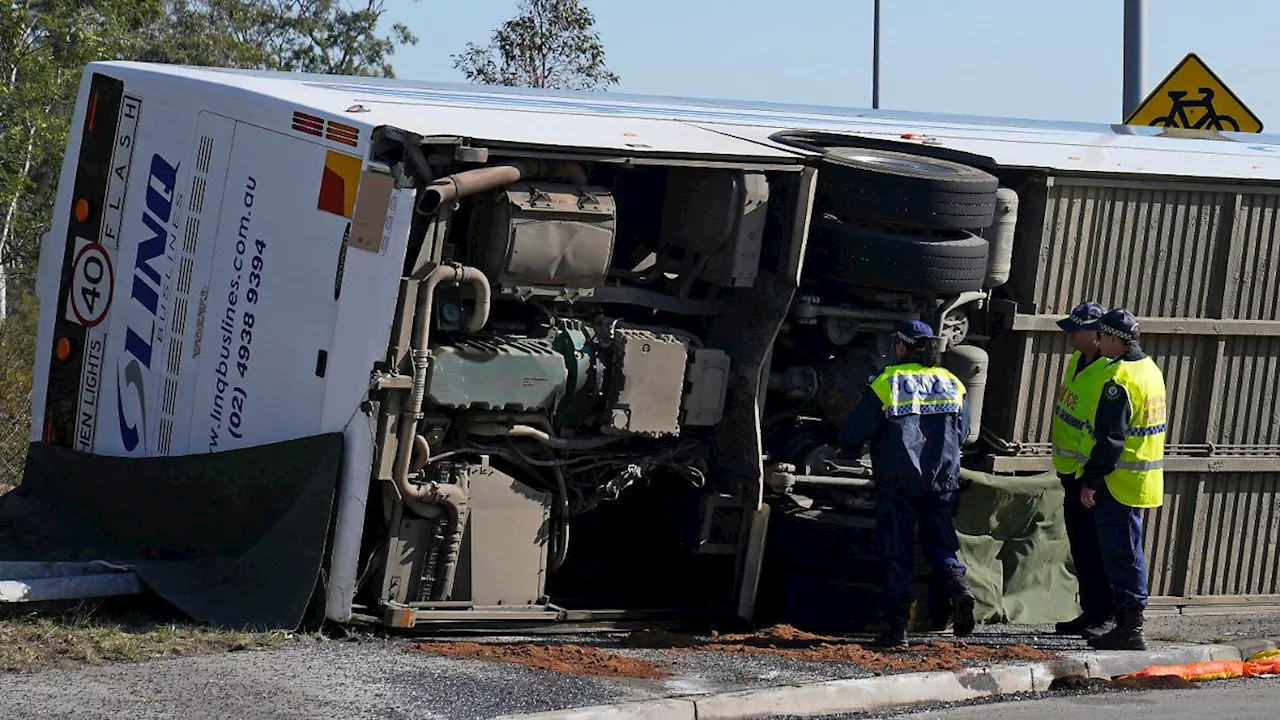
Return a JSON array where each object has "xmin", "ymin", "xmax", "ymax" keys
[
  {"xmin": 622, "ymin": 624, "xmax": 1057, "ymax": 674},
  {"xmin": 409, "ymin": 624, "xmax": 1059, "ymax": 679},
  {"xmin": 1109, "ymin": 674, "xmax": 1196, "ymax": 690},
  {"xmin": 1049, "ymin": 674, "xmax": 1110, "ymax": 692},
  {"xmin": 1050, "ymin": 673, "xmax": 1195, "ymax": 692},
  {"xmin": 407, "ymin": 641, "xmax": 670, "ymax": 679}
]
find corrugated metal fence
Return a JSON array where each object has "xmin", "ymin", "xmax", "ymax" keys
[{"xmin": 985, "ymin": 173, "xmax": 1280, "ymax": 609}]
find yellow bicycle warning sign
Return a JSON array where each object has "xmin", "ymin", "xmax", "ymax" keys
[{"xmin": 1125, "ymin": 53, "xmax": 1263, "ymax": 133}]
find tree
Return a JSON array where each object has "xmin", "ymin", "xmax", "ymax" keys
[
  {"xmin": 453, "ymin": 0, "xmax": 618, "ymax": 91},
  {"xmin": 139, "ymin": 0, "xmax": 419, "ymax": 78},
  {"xmin": 273, "ymin": 0, "xmax": 418, "ymax": 77},
  {"xmin": 1, "ymin": 1, "xmax": 166, "ymax": 318}
]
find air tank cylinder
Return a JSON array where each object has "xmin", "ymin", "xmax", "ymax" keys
[
  {"xmin": 943, "ymin": 344, "xmax": 988, "ymax": 446},
  {"xmin": 983, "ymin": 187, "xmax": 1019, "ymax": 288}
]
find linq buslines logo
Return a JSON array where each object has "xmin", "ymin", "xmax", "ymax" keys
[{"xmin": 115, "ymin": 153, "xmax": 179, "ymax": 452}]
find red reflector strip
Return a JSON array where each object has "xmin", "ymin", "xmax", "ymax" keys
[
  {"xmin": 292, "ymin": 110, "xmax": 325, "ymax": 136},
  {"xmin": 328, "ymin": 121, "xmax": 358, "ymax": 135},
  {"xmin": 326, "ymin": 121, "xmax": 360, "ymax": 147}
]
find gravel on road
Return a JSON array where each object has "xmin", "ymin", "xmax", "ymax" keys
[
  {"xmin": 1, "ymin": 612, "xmax": 1277, "ymax": 719},
  {"xmin": 0, "ymin": 625, "xmax": 1060, "ymax": 720}
]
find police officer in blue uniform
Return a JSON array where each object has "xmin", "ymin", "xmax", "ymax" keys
[
  {"xmin": 841, "ymin": 320, "xmax": 976, "ymax": 648},
  {"xmin": 1077, "ymin": 308, "xmax": 1167, "ymax": 651}
]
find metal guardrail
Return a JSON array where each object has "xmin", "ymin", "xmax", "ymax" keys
[{"xmin": 0, "ymin": 561, "xmax": 144, "ymax": 603}]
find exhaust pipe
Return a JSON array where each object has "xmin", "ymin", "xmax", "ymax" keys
[{"xmin": 415, "ymin": 160, "xmax": 589, "ymax": 216}]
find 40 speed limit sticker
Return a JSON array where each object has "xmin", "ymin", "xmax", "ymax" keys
[{"xmin": 64, "ymin": 239, "xmax": 115, "ymax": 327}]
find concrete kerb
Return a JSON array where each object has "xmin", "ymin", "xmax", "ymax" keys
[
  {"xmin": 494, "ymin": 638, "xmax": 1277, "ymax": 720},
  {"xmin": 1232, "ymin": 637, "xmax": 1278, "ymax": 661},
  {"xmin": 1074, "ymin": 641, "xmax": 1243, "ymax": 679}
]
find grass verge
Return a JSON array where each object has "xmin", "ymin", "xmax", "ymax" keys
[{"xmin": 0, "ymin": 598, "xmax": 291, "ymax": 672}]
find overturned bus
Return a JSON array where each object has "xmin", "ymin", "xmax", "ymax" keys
[{"xmin": 4, "ymin": 61, "xmax": 1279, "ymax": 630}]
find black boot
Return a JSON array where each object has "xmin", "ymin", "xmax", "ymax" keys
[
  {"xmin": 874, "ymin": 623, "xmax": 908, "ymax": 649},
  {"xmin": 1087, "ymin": 609, "xmax": 1145, "ymax": 650},
  {"xmin": 874, "ymin": 604, "xmax": 910, "ymax": 649},
  {"xmin": 948, "ymin": 575, "xmax": 976, "ymax": 638},
  {"xmin": 1080, "ymin": 614, "xmax": 1117, "ymax": 640},
  {"xmin": 1054, "ymin": 614, "xmax": 1091, "ymax": 635}
]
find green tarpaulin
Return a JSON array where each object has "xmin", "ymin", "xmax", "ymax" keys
[
  {"xmin": 953, "ymin": 467, "xmax": 1080, "ymax": 624},
  {"xmin": 759, "ymin": 466, "xmax": 1083, "ymax": 632}
]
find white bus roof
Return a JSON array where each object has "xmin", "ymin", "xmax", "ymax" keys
[{"xmin": 95, "ymin": 61, "xmax": 1280, "ymax": 182}]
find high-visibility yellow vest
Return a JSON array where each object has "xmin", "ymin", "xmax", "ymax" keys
[
  {"xmin": 870, "ymin": 363, "xmax": 967, "ymax": 418},
  {"xmin": 1050, "ymin": 351, "xmax": 1111, "ymax": 476},
  {"xmin": 1078, "ymin": 356, "xmax": 1167, "ymax": 508}
]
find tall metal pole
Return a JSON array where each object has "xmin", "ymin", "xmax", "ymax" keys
[
  {"xmin": 872, "ymin": 0, "xmax": 881, "ymax": 109},
  {"xmin": 1122, "ymin": 0, "xmax": 1146, "ymax": 119}
]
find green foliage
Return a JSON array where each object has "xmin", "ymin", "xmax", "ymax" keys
[
  {"xmin": 1, "ymin": 1, "xmax": 162, "ymax": 283},
  {"xmin": 271, "ymin": 0, "xmax": 419, "ymax": 77},
  {"xmin": 139, "ymin": 0, "xmax": 418, "ymax": 78},
  {"xmin": 453, "ymin": 0, "xmax": 619, "ymax": 91},
  {"xmin": 0, "ymin": 602, "xmax": 290, "ymax": 671},
  {"xmin": 0, "ymin": 290, "xmax": 38, "ymax": 487}
]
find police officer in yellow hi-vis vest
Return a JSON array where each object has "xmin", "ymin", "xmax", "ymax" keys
[
  {"xmin": 841, "ymin": 320, "xmax": 975, "ymax": 648},
  {"xmin": 1077, "ymin": 308, "xmax": 1166, "ymax": 651},
  {"xmin": 1048, "ymin": 301, "xmax": 1116, "ymax": 641}
]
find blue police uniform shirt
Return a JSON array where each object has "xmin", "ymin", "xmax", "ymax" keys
[{"xmin": 840, "ymin": 366, "xmax": 971, "ymax": 496}]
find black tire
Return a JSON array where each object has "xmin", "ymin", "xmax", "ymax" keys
[
  {"xmin": 807, "ymin": 218, "xmax": 990, "ymax": 295},
  {"xmin": 817, "ymin": 147, "xmax": 999, "ymax": 231}
]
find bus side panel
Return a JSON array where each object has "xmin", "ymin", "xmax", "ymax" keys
[
  {"xmin": 155, "ymin": 111, "xmax": 238, "ymax": 456},
  {"xmin": 92, "ymin": 95, "xmax": 199, "ymax": 457},
  {"xmin": 183, "ymin": 122, "xmax": 347, "ymax": 453},
  {"xmin": 319, "ymin": 177, "xmax": 415, "ymax": 430}
]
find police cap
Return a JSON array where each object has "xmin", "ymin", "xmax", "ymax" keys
[
  {"xmin": 1056, "ymin": 301, "xmax": 1106, "ymax": 332},
  {"xmin": 892, "ymin": 319, "xmax": 937, "ymax": 343},
  {"xmin": 1098, "ymin": 308, "xmax": 1140, "ymax": 341}
]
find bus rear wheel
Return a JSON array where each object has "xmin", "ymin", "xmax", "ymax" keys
[
  {"xmin": 805, "ymin": 216, "xmax": 990, "ymax": 295},
  {"xmin": 816, "ymin": 147, "xmax": 1000, "ymax": 232}
]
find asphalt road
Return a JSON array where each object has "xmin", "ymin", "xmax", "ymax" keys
[
  {"xmin": 0, "ymin": 634, "xmax": 882, "ymax": 720},
  {"xmin": 891, "ymin": 677, "xmax": 1280, "ymax": 719}
]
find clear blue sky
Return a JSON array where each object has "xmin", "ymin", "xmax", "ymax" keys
[{"xmin": 382, "ymin": 0, "xmax": 1275, "ymax": 127}]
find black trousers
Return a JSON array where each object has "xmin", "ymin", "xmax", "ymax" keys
[
  {"xmin": 1060, "ymin": 473, "xmax": 1113, "ymax": 619},
  {"xmin": 876, "ymin": 489, "xmax": 967, "ymax": 621}
]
